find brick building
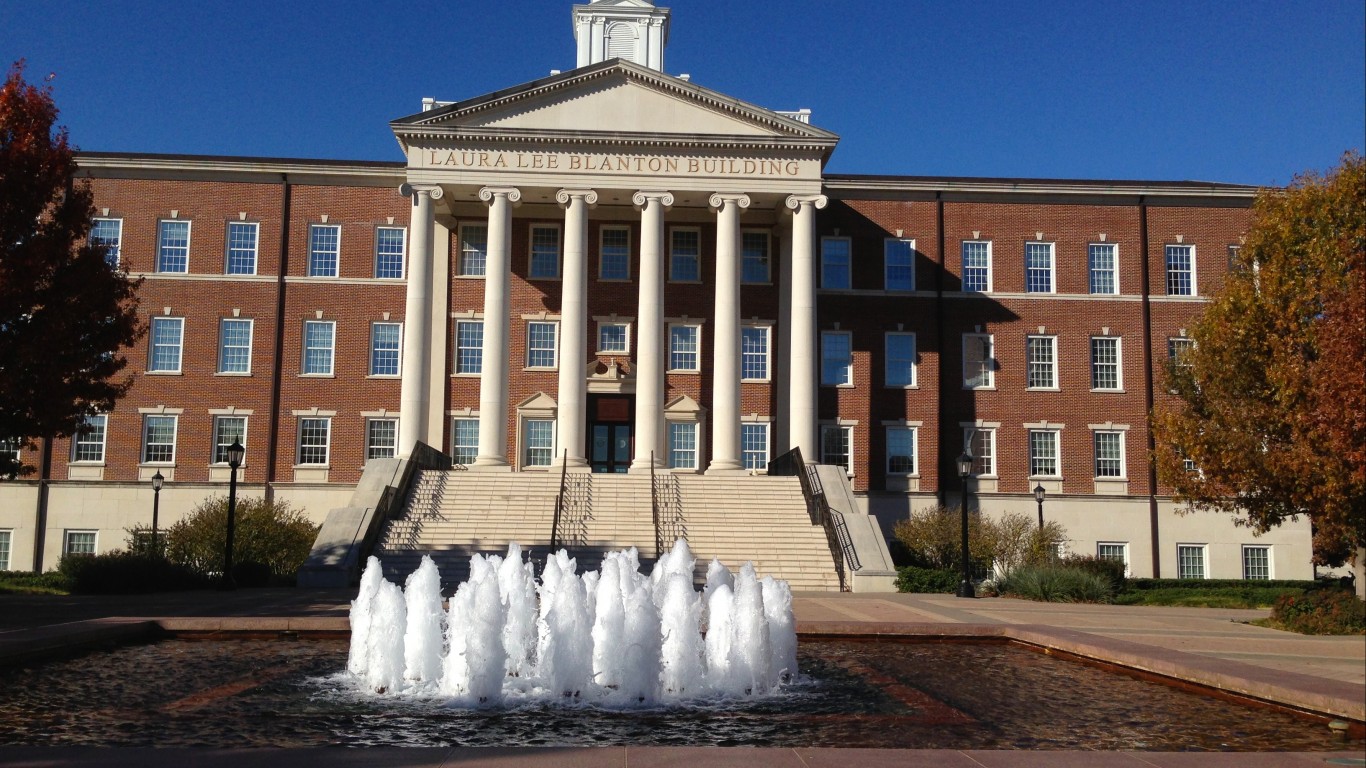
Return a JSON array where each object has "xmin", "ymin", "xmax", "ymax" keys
[{"xmin": 0, "ymin": 0, "xmax": 1311, "ymax": 581}]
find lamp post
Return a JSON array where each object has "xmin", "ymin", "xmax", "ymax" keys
[
  {"xmin": 150, "ymin": 470, "xmax": 164, "ymax": 558},
  {"xmin": 1034, "ymin": 483, "xmax": 1046, "ymax": 530},
  {"xmin": 956, "ymin": 451, "xmax": 975, "ymax": 598},
  {"xmin": 223, "ymin": 440, "xmax": 245, "ymax": 589}
]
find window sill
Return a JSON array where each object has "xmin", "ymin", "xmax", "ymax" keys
[
  {"xmin": 454, "ymin": 274, "xmax": 487, "ymax": 280},
  {"xmin": 1091, "ymin": 388, "xmax": 1126, "ymax": 393},
  {"xmin": 885, "ymin": 384, "xmax": 919, "ymax": 390},
  {"xmin": 452, "ymin": 372, "xmax": 482, "ymax": 378},
  {"xmin": 215, "ymin": 372, "xmax": 252, "ymax": 377},
  {"xmin": 668, "ymin": 279, "xmax": 703, "ymax": 285},
  {"xmin": 740, "ymin": 378, "xmax": 771, "ymax": 384},
  {"xmin": 598, "ymin": 350, "xmax": 630, "ymax": 356},
  {"xmin": 292, "ymin": 464, "xmax": 331, "ymax": 470},
  {"xmin": 741, "ymin": 281, "xmax": 774, "ymax": 287},
  {"xmin": 523, "ymin": 367, "xmax": 559, "ymax": 373},
  {"xmin": 821, "ymin": 382, "xmax": 855, "ymax": 388},
  {"xmin": 145, "ymin": 371, "xmax": 183, "ymax": 376},
  {"xmin": 964, "ymin": 385, "xmax": 997, "ymax": 391},
  {"xmin": 299, "ymin": 373, "xmax": 336, "ymax": 378},
  {"xmin": 528, "ymin": 276, "xmax": 562, "ymax": 282},
  {"xmin": 366, "ymin": 375, "xmax": 401, "ymax": 380},
  {"xmin": 1026, "ymin": 387, "xmax": 1061, "ymax": 392},
  {"xmin": 668, "ymin": 369, "xmax": 701, "ymax": 375}
]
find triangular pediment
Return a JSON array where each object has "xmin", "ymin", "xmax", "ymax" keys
[{"xmin": 392, "ymin": 60, "xmax": 837, "ymax": 152}]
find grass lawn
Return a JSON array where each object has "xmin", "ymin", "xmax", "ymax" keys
[{"xmin": 0, "ymin": 571, "xmax": 72, "ymax": 596}]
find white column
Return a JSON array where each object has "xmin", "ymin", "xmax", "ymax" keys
[
  {"xmin": 707, "ymin": 193, "xmax": 750, "ymax": 473},
  {"xmin": 590, "ymin": 18, "xmax": 605, "ymax": 64},
  {"xmin": 775, "ymin": 217, "xmax": 793, "ymax": 453},
  {"xmin": 630, "ymin": 190, "xmax": 673, "ymax": 472},
  {"xmin": 397, "ymin": 183, "xmax": 442, "ymax": 457},
  {"xmin": 575, "ymin": 17, "xmax": 591, "ymax": 68},
  {"xmin": 784, "ymin": 194, "xmax": 827, "ymax": 462},
  {"xmin": 556, "ymin": 189, "xmax": 597, "ymax": 468},
  {"xmin": 648, "ymin": 19, "xmax": 664, "ymax": 70},
  {"xmin": 473, "ymin": 186, "xmax": 521, "ymax": 469}
]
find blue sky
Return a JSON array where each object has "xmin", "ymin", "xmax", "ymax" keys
[{"xmin": 3, "ymin": 1, "xmax": 1361, "ymax": 186}]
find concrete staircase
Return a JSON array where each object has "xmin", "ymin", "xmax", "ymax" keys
[{"xmin": 371, "ymin": 470, "xmax": 842, "ymax": 591}]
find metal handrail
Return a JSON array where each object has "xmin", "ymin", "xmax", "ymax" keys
[
  {"xmin": 770, "ymin": 446, "xmax": 858, "ymax": 591},
  {"xmin": 550, "ymin": 449, "xmax": 568, "ymax": 553},
  {"xmin": 650, "ymin": 451, "xmax": 662, "ymax": 557}
]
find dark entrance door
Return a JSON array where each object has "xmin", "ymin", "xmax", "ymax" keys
[{"xmin": 588, "ymin": 394, "xmax": 633, "ymax": 473}]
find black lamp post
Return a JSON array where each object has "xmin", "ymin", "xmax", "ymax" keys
[
  {"xmin": 150, "ymin": 470, "xmax": 164, "ymax": 558},
  {"xmin": 1034, "ymin": 483, "xmax": 1046, "ymax": 530},
  {"xmin": 956, "ymin": 451, "xmax": 975, "ymax": 598},
  {"xmin": 223, "ymin": 439, "xmax": 245, "ymax": 589}
]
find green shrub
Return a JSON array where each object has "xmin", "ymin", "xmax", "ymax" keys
[
  {"xmin": 1114, "ymin": 586, "xmax": 1302, "ymax": 608},
  {"xmin": 0, "ymin": 570, "xmax": 73, "ymax": 594},
  {"xmin": 895, "ymin": 566, "xmax": 960, "ymax": 593},
  {"xmin": 892, "ymin": 504, "xmax": 994, "ymax": 572},
  {"xmin": 1128, "ymin": 578, "xmax": 1318, "ymax": 591},
  {"xmin": 141, "ymin": 496, "xmax": 319, "ymax": 580},
  {"xmin": 998, "ymin": 565, "xmax": 1113, "ymax": 603},
  {"xmin": 1270, "ymin": 588, "xmax": 1366, "ymax": 634},
  {"xmin": 1060, "ymin": 554, "xmax": 1128, "ymax": 594},
  {"xmin": 57, "ymin": 552, "xmax": 208, "ymax": 594},
  {"xmin": 989, "ymin": 514, "xmax": 1068, "ymax": 575}
]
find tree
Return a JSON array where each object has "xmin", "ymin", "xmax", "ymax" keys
[
  {"xmin": 0, "ymin": 61, "xmax": 142, "ymax": 478},
  {"xmin": 1153, "ymin": 152, "xmax": 1365, "ymax": 567}
]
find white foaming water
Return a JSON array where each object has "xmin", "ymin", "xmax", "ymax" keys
[{"xmin": 346, "ymin": 540, "xmax": 798, "ymax": 706}]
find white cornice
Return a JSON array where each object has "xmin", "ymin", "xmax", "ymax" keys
[
  {"xmin": 823, "ymin": 175, "xmax": 1260, "ymax": 202},
  {"xmin": 75, "ymin": 153, "xmax": 404, "ymax": 187}
]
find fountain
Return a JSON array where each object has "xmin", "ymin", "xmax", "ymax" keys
[{"xmin": 345, "ymin": 539, "xmax": 798, "ymax": 706}]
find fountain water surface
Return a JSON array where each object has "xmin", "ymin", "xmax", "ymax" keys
[{"xmin": 346, "ymin": 540, "xmax": 798, "ymax": 707}]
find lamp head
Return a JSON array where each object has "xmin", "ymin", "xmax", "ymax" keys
[
  {"xmin": 1034, "ymin": 483, "xmax": 1046, "ymax": 503},
  {"xmin": 957, "ymin": 452, "xmax": 973, "ymax": 478},
  {"xmin": 151, "ymin": 470, "xmax": 164, "ymax": 492},
  {"xmin": 227, "ymin": 440, "xmax": 245, "ymax": 469}
]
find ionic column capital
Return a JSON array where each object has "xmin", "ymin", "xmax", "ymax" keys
[
  {"xmin": 708, "ymin": 192, "xmax": 752, "ymax": 212},
  {"xmin": 555, "ymin": 188, "xmax": 599, "ymax": 208},
  {"xmin": 478, "ymin": 186, "xmax": 522, "ymax": 206},
  {"xmin": 632, "ymin": 190, "xmax": 675, "ymax": 211},
  {"xmin": 784, "ymin": 193, "xmax": 828, "ymax": 212},
  {"xmin": 399, "ymin": 183, "xmax": 444, "ymax": 201}
]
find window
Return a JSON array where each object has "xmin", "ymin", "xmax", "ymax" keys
[
  {"xmin": 964, "ymin": 428, "xmax": 996, "ymax": 476},
  {"xmin": 742, "ymin": 326, "xmax": 769, "ymax": 381},
  {"xmin": 1227, "ymin": 244, "xmax": 1242, "ymax": 272},
  {"xmin": 1029, "ymin": 430, "xmax": 1059, "ymax": 477},
  {"xmin": 821, "ymin": 331, "xmax": 852, "ymax": 386},
  {"xmin": 375, "ymin": 227, "xmax": 406, "ymax": 279},
  {"xmin": 451, "ymin": 418, "xmax": 479, "ymax": 465},
  {"xmin": 218, "ymin": 318, "xmax": 253, "ymax": 374},
  {"xmin": 600, "ymin": 226, "xmax": 630, "ymax": 280},
  {"xmin": 1091, "ymin": 337, "xmax": 1121, "ymax": 390},
  {"xmin": 64, "ymin": 531, "xmax": 96, "ymax": 557},
  {"xmin": 742, "ymin": 231, "xmax": 770, "ymax": 283},
  {"xmin": 961, "ymin": 240, "xmax": 991, "ymax": 292},
  {"xmin": 460, "ymin": 224, "xmax": 488, "ymax": 277},
  {"xmin": 1177, "ymin": 544, "xmax": 1207, "ymax": 579},
  {"xmin": 526, "ymin": 322, "xmax": 558, "ymax": 369},
  {"xmin": 885, "ymin": 332, "xmax": 916, "ymax": 387},
  {"xmin": 670, "ymin": 228, "xmax": 700, "ymax": 281},
  {"xmin": 1026, "ymin": 336, "xmax": 1057, "ymax": 389},
  {"xmin": 370, "ymin": 322, "xmax": 401, "ymax": 376},
  {"xmin": 309, "ymin": 224, "xmax": 340, "ymax": 277},
  {"xmin": 886, "ymin": 427, "xmax": 916, "ymax": 474},
  {"xmin": 367, "ymin": 418, "xmax": 398, "ymax": 461},
  {"xmin": 298, "ymin": 417, "xmax": 331, "ymax": 465},
  {"xmin": 963, "ymin": 333, "xmax": 994, "ymax": 389},
  {"xmin": 157, "ymin": 220, "xmax": 190, "ymax": 273},
  {"xmin": 225, "ymin": 221, "xmax": 258, "ymax": 275},
  {"xmin": 529, "ymin": 225, "xmax": 560, "ymax": 279},
  {"xmin": 524, "ymin": 419, "xmax": 555, "ymax": 467},
  {"xmin": 741, "ymin": 423, "xmax": 769, "ymax": 470},
  {"xmin": 141, "ymin": 415, "xmax": 177, "ymax": 464},
  {"xmin": 1242, "ymin": 545, "xmax": 1271, "ymax": 580},
  {"xmin": 1025, "ymin": 242, "xmax": 1054, "ymax": 293},
  {"xmin": 90, "ymin": 218, "xmax": 122, "ymax": 268},
  {"xmin": 149, "ymin": 317, "xmax": 184, "ymax": 373},
  {"xmin": 598, "ymin": 322, "xmax": 629, "ymax": 354},
  {"xmin": 1097, "ymin": 542, "xmax": 1129, "ymax": 576},
  {"xmin": 669, "ymin": 324, "xmax": 700, "ymax": 372},
  {"xmin": 1094, "ymin": 431, "xmax": 1125, "ymax": 478},
  {"xmin": 0, "ymin": 437, "xmax": 18, "ymax": 469},
  {"xmin": 1089, "ymin": 243, "xmax": 1117, "ymax": 294},
  {"xmin": 455, "ymin": 320, "xmax": 483, "ymax": 374},
  {"xmin": 668, "ymin": 422, "xmax": 698, "ymax": 469},
  {"xmin": 821, "ymin": 237, "xmax": 851, "ymax": 289},
  {"xmin": 1165, "ymin": 245, "xmax": 1195, "ymax": 296},
  {"xmin": 72, "ymin": 415, "xmax": 107, "ymax": 463},
  {"xmin": 303, "ymin": 321, "xmax": 335, "ymax": 375},
  {"xmin": 212, "ymin": 416, "xmax": 246, "ymax": 465},
  {"xmin": 1168, "ymin": 337, "xmax": 1195, "ymax": 368},
  {"xmin": 884, "ymin": 238, "xmax": 915, "ymax": 291},
  {"xmin": 820, "ymin": 425, "xmax": 853, "ymax": 474},
  {"xmin": 0, "ymin": 530, "xmax": 9, "ymax": 570}
]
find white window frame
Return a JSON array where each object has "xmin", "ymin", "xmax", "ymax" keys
[
  {"xmin": 72, "ymin": 415, "xmax": 107, "ymax": 464},
  {"xmin": 1093, "ymin": 430, "xmax": 1126, "ymax": 479},
  {"xmin": 374, "ymin": 226, "xmax": 407, "ymax": 280},
  {"xmin": 528, "ymin": 223, "xmax": 562, "ymax": 280},
  {"xmin": 366, "ymin": 418, "xmax": 399, "ymax": 461},
  {"xmin": 369, "ymin": 322, "xmax": 402, "ymax": 377},
  {"xmin": 741, "ymin": 325, "xmax": 770, "ymax": 382},
  {"xmin": 297, "ymin": 417, "xmax": 331, "ymax": 466},
  {"xmin": 669, "ymin": 227, "xmax": 701, "ymax": 282},
  {"xmin": 455, "ymin": 319, "xmax": 483, "ymax": 375},
  {"xmin": 821, "ymin": 330, "xmax": 853, "ymax": 386},
  {"xmin": 525, "ymin": 321, "xmax": 559, "ymax": 370},
  {"xmin": 885, "ymin": 332, "xmax": 917, "ymax": 388},
  {"xmin": 451, "ymin": 417, "xmax": 479, "ymax": 465},
  {"xmin": 1177, "ymin": 544, "xmax": 1208, "ymax": 579},
  {"xmin": 599, "ymin": 225, "xmax": 631, "ymax": 281},
  {"xmin": 217, "ymin": 318, "xmax": 253, "ymax": 375},
  {"xmin": 0, "ymin": 438, "xmax": 19, "ymax": 470},
  {"xmin": 1028, "ymin": 429, "xmax": 1060, "ymax": 478},
  {"xmin": 820, "ymin": 236, "xmax": 851, "ymax": 290},
  {"xmin": 157, "ymin": 219, "xmax": 190, "ymax": 273},
  {"xmin": 225, "ymin": 221, "xmax": 259, "ymax": 276},
  {"xmin": 961, "ymin": 240, "xmax": 992, "ymax": 292},
  {"xmin": 90, "ymin": 217, "xmax": 123, "ymax": 269},
  {"xmin": 1242, "ymin": 545, "xmax": 1272, "ymax": 580},
  {"xmin": 212, "ymin": 415, "xmax": 247, "ymax": 466},
  {"xmin": 459, "ymin": 223, "xmax": 488, "ymax": 277},
  {"xmin": 668, "ymin": 421, "xmax": 698, "ymax": 470},
  {"xmin": 884, "ymin": 238, "xmax": 915, "ymax": 291},
  {"xmin": 668, "ymin": 323, "xmax": 702, "ymax": 372},
  {"xmin": 1096, "ymin": 542, "xmax": 1131, "ymax": 577},
  {"xmin": 1165, "ymin": 244, "xmax": 1196, "ymax": 296},
  {"xmin": 742, "ymin": 230, "xmax": 771, "ymax": 284},
  {"xmin": 885, "ymin": 425, "xmax": 917, "ymax": 476},
  {"xmin": 963, "ymin": 427, "xmax": 996, "ymax": 477},
  {"xmin": 741, "ymin": 421, "xmax": 769, "ymax": 471},
  {"xmin": 1026, "ymin": 335, "xmax": 1058, "ymax": 390},
  {"xmin": 523, "ymin": 418, "xmax": 556, "ymax": 468},
  {"xmin": 148, "ymin": 317, "xmax": 184, "ymax": 374},
  {"xmin": 1168, "ymin": 337, "xmax": 1196, "ymax": 368},
  {"xmin": 1088, "ymin": 243, "xmax": 1118, "ymax": 295},
  {"xmin": 962, "ymin": 333, "xmax": 994, "ymax": 389},
  {"xmin": 1024, "ymin": 241, "xmax": 1055, "ymax": 294},
  {"xmin": 0, "ymin": 529, "xmax": 10, "ymax": 570},
  {"xmin": 302, "ymin": 320, "xmax": 336, "ymax": 376},
  {"xmin": 308, "ymin": 223, "xmax": 340, "ymax": 277},
  {"xmin": 141, "ymin": 414, "xmax": 178, "ymax": 465},
  {"xmin": 1090, "ymin": 336, "xmax": 1122, "ymax": 391},
  {"xmin": 64, "ymin": 530, "xmax": 97, "ymax": 558},
  {"xmin": 598, "ymin": 322, "xmax": 631, "ymax": 355},
  {"xmin": 820, "ymin": 424, "xmax": 854, "ymax": 476}
]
